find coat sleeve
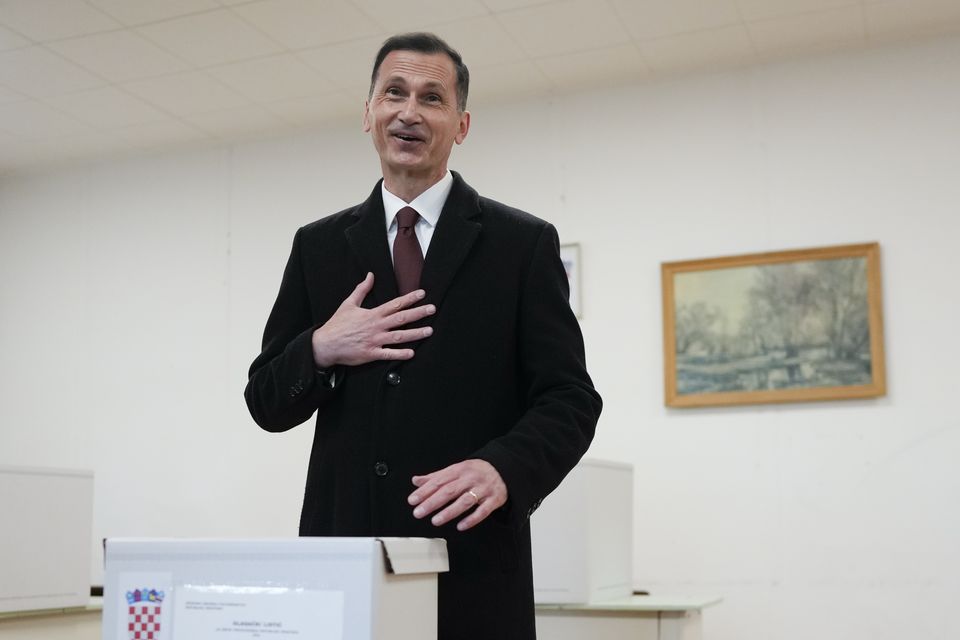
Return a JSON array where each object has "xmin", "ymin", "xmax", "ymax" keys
[
  {"xmin": 244, "ymin": 227, "xmax": 341, "ymax": 432},
  {"xmin": 473, "ymin": 223, "xmax": 602, "ymax": 529}
]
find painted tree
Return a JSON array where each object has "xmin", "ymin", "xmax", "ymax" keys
[
  {"xmin": 674, "ymin": 302, "xmax": 721, "ymax": 355},
  {"xmin": 810, "ymin": 258, "xmax": 870, "ymax": 360}
]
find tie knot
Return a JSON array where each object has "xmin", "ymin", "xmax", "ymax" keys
[{"xmin": 396, "ymin": 207, "xmax": 419, "ymax": 231}]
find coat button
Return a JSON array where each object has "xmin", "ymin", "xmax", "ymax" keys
[
  {"xmin": 385, "ymin": 371, "xmax": 401, "ymax": 386},
  {"xmin": 374, "ymin": 462, "xmax": 389, "ymax": 477}
]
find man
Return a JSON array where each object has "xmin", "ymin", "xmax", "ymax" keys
[{"xmin": 245, "ymin": 33, "xmax": 601, "ymax": 639}]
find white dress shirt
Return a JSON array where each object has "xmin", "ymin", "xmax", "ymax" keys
[{"xmin": 382, "ymin": 170, "xmax": 453, "ymax": 261}]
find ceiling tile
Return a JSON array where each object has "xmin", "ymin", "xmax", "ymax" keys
[
  {"xmin": 137, "ymin": 9, "xmax": 284, "ymax": 67},
  {"xmin": 0, "ymin": 0, "xmax": 120, "ymax": 41},
  {"xmin": 86, "ymin": 0, "xmax": 221, "ymax": 26},
  {"xmin": 0, "ymin": 23, "xmax": 30, "ymax": 50},
  {"xmin": 748, "ymin": 5, "xmax": 865, "ymax": 56},
  {"xmin": 468, "ymin": 59, "xmax": 551, "ymax": 104},
  {"xmin": 497, "ymin": 0, "xmax": 631, "ymax": 58},
  {"xmin": 207, "ymin": 54, "xmax": 334, "ymax": 103},
  {"xmin": 864, "ymin": 0, "xmax": 960, "ymax": 42},
  {"xmin": 264, "ymin": 93, "xmax": 360, "ymax": 125},
  {"xmin": 736, "ymin": 0, "xmax": 859, "ymax": 23},
  {"xmin": 114, "ymin": 119, "xmax": 212, "ymax": 150},
  {"xmin": 482, "ymin": 0, "xmax": 563, "ymax": 9},
  {"xmin": 610, "ymin": 0, "xmax": 742, "ymax": 41},
  {"xmin": 640, "ymin": 24, "xmax": 756, "ymax": 74},
  {"xmin": 182, "ymin": 104, "xmax": 291, "ymax": 139},
  {"xmin": 432, "ymin": 15, "xmax": 529, "ymax": 68},
  {"xmin": 298, "ymin": 35, "xmax": 386, "ymax": 95},
  {"xmin": 536, "ymin": 43, "xmax": 650, "ymax": 90},
  {"xmin": 0, "ymin": 99, "xmax": 94, "ymax": 138},
  {"xmin": 232, "ymin": 0, "xmax": 382, "ymax": 49},
  {"xmin": 48, "ymin": 30, "xmax": 190, "ymax": 83},
  {"xmin": 0, "ymin": 46, "xmax": 103, "ymax": 97},
  {"xmin": 0, "ymin": 81, "xmax": 24, "ymax": 103},
  {"xmin": 353, "ymin": 0, "xmax": 489, "ymax": 32},
  {"xmin": 36, "ymin": 130, "xmax": 135, "ymax": 161},
  {"xmin": 0, "ymin": 131, "xmax": 31, "ymax": 168},
  {"xmin": 123, "ymin": 71, "xmax": 250, "ymax": 116},
  {"xmin": 0, "ymin": 135, "xmax": 73, "ymax": 170},
  {"xmin": 43, "ymin": 86, "xmax": 170, "ymax": 129}
]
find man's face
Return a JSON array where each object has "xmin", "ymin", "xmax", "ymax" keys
[{"xmin": 363, "ymin": 50, "xmax": 470, "ymax": 184}]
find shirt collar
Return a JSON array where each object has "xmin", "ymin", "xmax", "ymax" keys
[{"xmin": 382, "ymin": 170, "xmax": 453, "ymax": 230}]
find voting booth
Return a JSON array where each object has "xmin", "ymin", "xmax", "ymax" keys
[
  {"xmin": 0, "ymin": 466, "xmax": 94, "ymax": 613},
  {"xmin": 102, "ymin": 537, "xmax": 448, "ymax": 640},
  {"xmin": 531, "ymin": 459, "xmax": 633, "ymax": 604}
]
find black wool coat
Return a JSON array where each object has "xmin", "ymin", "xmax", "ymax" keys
[{"xmin": 245, "ymin": 173, "xmax": 602, "ymax": 640}]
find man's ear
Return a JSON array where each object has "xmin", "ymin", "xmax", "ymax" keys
[
  {"xmin": 455, "ymin": 110, "xmax": 471, "ymax": 145},
  {"xmin": 362, "ymin": 100, "xmax": 371, "ymax": 133}
]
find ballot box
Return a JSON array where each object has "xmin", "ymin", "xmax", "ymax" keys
[
  {"xmin": 0, "ymin": 465, "xmax": 94, "ymax": 613},
  {"xmin": 102, "ymin": 537, "xmax": 448, "ymax": 640},
  {"xmin": 531, "ymin": 459, "xmax": 633, "ymax": 604}
]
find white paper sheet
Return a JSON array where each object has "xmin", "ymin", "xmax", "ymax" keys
[{"xmin": 173, "ymin": 585, "xmax": 344, "ymax": 639}]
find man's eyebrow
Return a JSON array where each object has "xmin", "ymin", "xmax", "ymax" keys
[{"xmin": 381, "ymin": 75, "xmax": 448, "ymax": 91}]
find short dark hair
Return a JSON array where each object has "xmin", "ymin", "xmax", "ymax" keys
[{"xmin": 369, "ymin": 32, "xmax": 470, "ymax": 112}]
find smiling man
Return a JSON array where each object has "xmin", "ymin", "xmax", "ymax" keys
[{"xmin": 245, "ymin": 33, "xmax": 601, "ymax": 640}]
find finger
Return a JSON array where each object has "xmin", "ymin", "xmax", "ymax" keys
[
  {"xmin": 344, "ymin": 272, "xmax": 374, "ymax": 305},
  {"xmin": 408, "ymin": 466, "xmax": 459, "ymax": 504},
  {"xmin": 385, "ymin": 303, "xmax": 436, "ymax": 329},
  {"xmin": 384, "ymin": 326, "xmax": 433, "ymax": 344},
  {"xmin": 413, "ymin": 482, "xmax": 466, "ymax": 518},
  {"xmin": 456, "ymin": 486, "xmax": 507, "ymax": 531},
  {"xmin": 430, "ymin": 492, "xmax": 480, "ymax": 527},
  {"xmin": 375, "ymin": 289, "xmax": 427, "ymax": 315},
  {"xmin": 456, "ymin": 500, "xmax": 495, "ymax": 531},
  {"xmin": 373, "ymin": 347, "xmax": 415, "ymax": 361}
]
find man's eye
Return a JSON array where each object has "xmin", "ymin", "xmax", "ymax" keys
[{"xmin": 385, "ymin": 87, "xmax": 402, "ymax": 97}]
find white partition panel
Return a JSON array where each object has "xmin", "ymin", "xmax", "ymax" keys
[{"xmin": 0, "ymin": 466, "xmax": 93, "ymax": 613}]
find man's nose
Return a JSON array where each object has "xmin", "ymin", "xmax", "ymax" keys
[{"xmin": 398, "ymin": 96, "xmax": 422, "ymax": 123}]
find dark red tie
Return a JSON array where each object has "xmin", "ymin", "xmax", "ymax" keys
[{"xmin": 393, "ymin": 206, "xmax": 423, "ymax": 295}]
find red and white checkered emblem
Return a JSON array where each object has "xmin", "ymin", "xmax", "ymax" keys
[{"xmin": 128, "ymin": 604, "xmax": 162, "ymax": 640}]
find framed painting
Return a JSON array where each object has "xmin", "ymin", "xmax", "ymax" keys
[
  {"xmin": 661, "ymin": 242, "xmax": 885, "ymax": 408},
  {"xmin": 560, "ymin": 243, "xmax": 582, "ymax": 318}
]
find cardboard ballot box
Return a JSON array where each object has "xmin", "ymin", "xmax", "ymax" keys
[
  {"xmin": 102, "ymin": 537, "xmax": 448, "ymax": 640},
  {"xmin": 531, "ymin": 459, "xmax": 633, "ymax": 604}
]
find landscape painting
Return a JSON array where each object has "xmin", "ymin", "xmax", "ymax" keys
[{"xmin": 661, "ymin": 243, "xmax": 885, "ymax": 408}]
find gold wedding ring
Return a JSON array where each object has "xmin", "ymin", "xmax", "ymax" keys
[{"xmin": 466, "ymin": 489, "xmax": 481, "ymax": 505}]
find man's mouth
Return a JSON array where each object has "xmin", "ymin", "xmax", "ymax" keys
[{"xmin": 393, "ymin": 133, "xmax": 424, "ymax": 143}]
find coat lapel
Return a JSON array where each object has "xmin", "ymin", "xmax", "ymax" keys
[
  {"xmin": 344, "ymin": 173, "xmax": 482, "ymax": 310},
  {"xmin": 345, "ymin": 181, "xmax": 397, "ymax": 307},
  {"xmin": 420, "ymin": 172, "xmax": 481, "ymax": 309}
]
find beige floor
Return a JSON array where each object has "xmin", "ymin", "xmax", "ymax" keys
[{"xmin": 0, "ymin": 609, "xmax": 100, "ymax": 640}]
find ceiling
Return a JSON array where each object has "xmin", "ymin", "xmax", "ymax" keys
[{"xmin": 1, "ymin": 0, "xmax": 959, "ymax": 175}]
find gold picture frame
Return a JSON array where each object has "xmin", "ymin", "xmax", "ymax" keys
[{"xmin": 662, "ymin": 242, "xmax": 885, "ymax": 408}]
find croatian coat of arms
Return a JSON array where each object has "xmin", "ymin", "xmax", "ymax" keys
[{"xmin": 126, "ymin": 588, "xmax": 164, "ymax": 640}]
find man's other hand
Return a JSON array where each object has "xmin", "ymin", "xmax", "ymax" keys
[
  {"xmin": 312, "ymin": 272, "xmax": 435, "ymax": 368},
  {"xmin": 408, "ymin": 459, "xmax": 508, "ymax": 532}
]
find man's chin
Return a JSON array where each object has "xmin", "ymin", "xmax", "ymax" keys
[{"xmin": 384, "ymin": 156, "xmax": 429, "ymax": 175}]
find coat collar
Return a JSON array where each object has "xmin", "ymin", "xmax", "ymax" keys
[{"xmin": 345, "ymin": 171, "xmax": 482, "ymax": 309}]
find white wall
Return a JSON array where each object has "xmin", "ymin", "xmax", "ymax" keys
[{"xmin": 2, "ymin": 35, "xmax": 959, "ymax": 640}]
